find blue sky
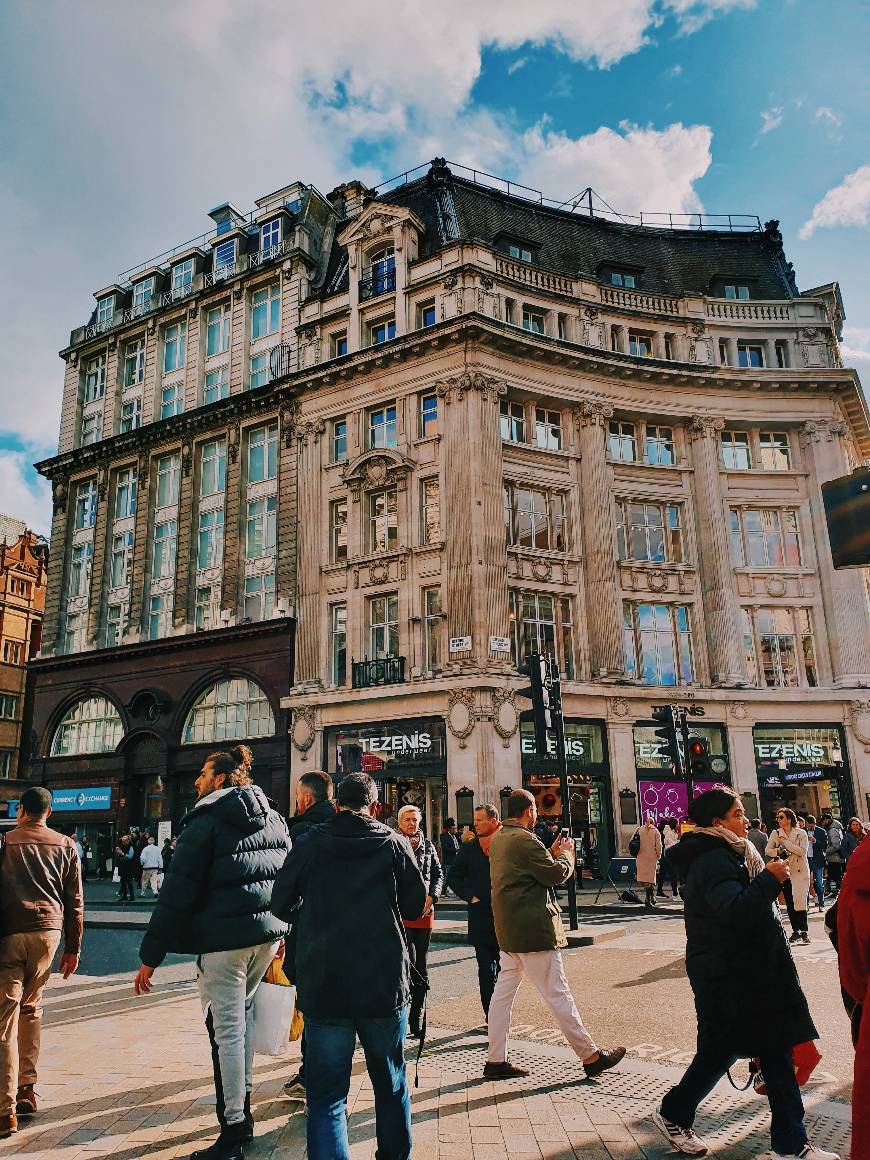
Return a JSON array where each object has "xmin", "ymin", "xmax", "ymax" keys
[{"xmin": 1, "ymin": 0, "xmax": 868, "ymax": 535}]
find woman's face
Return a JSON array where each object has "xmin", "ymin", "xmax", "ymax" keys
[
  {"xmin": 850, "ymin": 819, "xmax": 863, "ymax": 837},
  {"xmin": 399, "ymin": 812, "xmax": 419, "ymax": 838},
  {"xmin": 775, "ymin": 810, "xmax": 792, "ymax": 831},
  {"xmin": 715, "ymin": 798, "xmax": 748, "ymax": 838}
]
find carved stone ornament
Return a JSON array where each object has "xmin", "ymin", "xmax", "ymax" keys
[
  {"xmin": 573, "ymin": 400, "xmax": 614, "ymax": 429},
  {"xmin": 765, "ymin": 575, "xmax": 787, "ymax": 598},
  {"xmin": 729, "ymin": 701, "xmax": 749, "ymax": 721},
  {"xmin": 301, "ymin": 325, "xmax": 318, "ymax": 343},
  {"xmin": 479, "ymin": 274, "xmax": 494, "ymax": 291},
  {"xmin": 97, "ymin": 465, "xmax": 109, "ymax": 501},
  {"xmin": 848, "ymin": 701, "xmax": 870, "ymax": 747},
  {"xmin": 491, "ymin": 688, "xmax": 520, "ymax": 747},
  {"xmin": 798, "ymin": 418, "xmax": 846, "ymax": 447},
  {"xmin": 802, "ymin": 327, "xmax": 818, "ymax": 341},
  {"xmin": 447, "ymin": 689, "xmax": 477, "ymax": 747},
  {"xmin": 68, "ymin": 351, "xmax": 79, "ymax": 368},
  {"xmin": 369, "ymin": 560, "xmax": 390, "ymax": 586},
  {"xmin": 291, "ymin": 705, "xmax": 317, "ymax": 753},
  {"xmin": 182, "ymin": 440, "xmax": 193, "ymax": 477},
  {"xmin": 280, "ymin": 401, "xmax": 299, "ymax": 448},
  {"xmin": 296, "ymin": 419, "xmax": 326, "ymax": 447},
  {"xmin": 342, "ymin": 448, "xmax": 414, "ymax": 502},
  {"xmin": 435, "ymin": 372, "xmax": 507, "ymax": 406},
  {"xmin": 583, "ymin": 306, "xmax": 600, "ymax": 321},
  {"xmin": 443, "ymin": 273, "xmax": 458, "ymax": 290},
  {"xmin": 531, "ymin": 559, "xmax": 553, "ymax": 583},
  {"xmin": 53, "ymin": 479, "xmax": 67, "ymax": 515},
  {"xmin": 608, "ymin": 697, "xmax": 631, "ymax": 719},
  {"xmin": 691, "ymin": 321, "xmax": 707, "ymax": 338},
  {"xmin": 687, "ymin": 414, "xmax": 725, "ymax": 442},
  {"xmin": 647, "ymin": 570, "xmax": 669, "ymax": 593},
  {"xmin": 228, "ymin": 423, "xmax": 240, "ymax": 464}
]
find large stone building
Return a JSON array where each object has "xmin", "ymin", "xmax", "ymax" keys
[
  {"xmin": 29, "ymin": 159, "xmax": 870, "ymax": 865},
  {"xmin": 0, "ymin": 521, "xmax": 47, "ymax": 803}
]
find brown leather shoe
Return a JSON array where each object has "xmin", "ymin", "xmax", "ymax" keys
[
  {"xmin": 0, "ymin": 1112, "xmax": 17, "ymax": 1138},
  {"xmin": 16, "ymin": 1085, "xmax": 37, "ymax": 1116},
  {"xmin": 483, "ymin": 1061, "xmax": 530, "ymax": 1080}
]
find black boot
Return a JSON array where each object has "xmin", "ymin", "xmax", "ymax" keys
[
  {"xmin": 190, "ymin": 1119, "xmax": 247, "ymax": 1160},
  {"xmin": 242, "ymin": 1093, "xmax": 254, "ymax": 1143}
]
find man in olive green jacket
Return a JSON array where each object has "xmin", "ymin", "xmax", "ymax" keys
[{"xmin": 484, "ymin": 789, "xmax": 625, "ymax": 1081}]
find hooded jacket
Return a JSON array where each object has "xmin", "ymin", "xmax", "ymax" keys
[
  {"xmin": 281, "ymin": 797, "xmax": 337, "ymax": 982},
  {"xmin": 270, "ymin": 810, "xmax": 426, "ymax": 1019},
  {"xmin": 139, "ymin": 785, "xmax": 290, "ymax": 968},
  {"xmin": 666, "ymin": 832, "xmax": 817, "ymax": 1058}
]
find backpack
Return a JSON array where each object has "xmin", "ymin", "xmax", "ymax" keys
[{"xmin": 628, "ymin": 830, "xmax": 641, "ymax": 858}]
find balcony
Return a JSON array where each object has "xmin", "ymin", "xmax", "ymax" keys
[
  {"xmin": 249, "ymin": 240, "xmax": 289, "ymax": 269},
  {"xmin": 351, "ymin": 655, "xmax": 406, "ymax": 689},
  {"xmin": 359, "ymin": 267, "xmax": 396, "ymax": 301},
  {"xmin": 269, "ymin": 343, "xmax": 295, "ymax": 381}
]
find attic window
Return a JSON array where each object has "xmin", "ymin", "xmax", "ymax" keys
[
  {"xmin": 610, "ymin": 271, "xmax": 636, "ymax": 288},
  {"xmin": 507, "ymin": 243, "xmax": 532, "ymax": 263},
  {"xmin": 215, "ymin": 239, "xmax": 237, "ymax": 270},
  {"xmin": 724, "ymin": 284, "xmax": 750, "ymax": 300}
]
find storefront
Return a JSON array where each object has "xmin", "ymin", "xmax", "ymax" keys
[
  {"xmin": 520, "ymin": 718, "xmax": 614, "ymax": 878},
  {"xmin": 754, "ymin": 724, "xmax": 854, "ymax": 827},
  {"xmin": 323, "ymin": 717, "xmax": 448, "ymax": 841},
  {"xmin": 633, "ymin": 720, "xmax": 731, "ymax": 827}
]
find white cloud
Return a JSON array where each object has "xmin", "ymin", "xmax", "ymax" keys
[
  {"xmin": 507, "ymin": 56, "xmax": 529, "ymax": 75},
  {"xmin": 760, "ymin": 106, "xmax": 785, "ymax": 134},
  {"xmin": 666, "ymin": 63, "xmax": 684, "ymax": 77},
  {"xmin": 800, "ymin": 166, "xmax": 870, "ymax": 239},
  {"xmin": 0, "ymin": 453, "xmax": 52, "ymax": 536},
  {"xmin": 815, "ymin": 106, "xmax": 842, "ymax": 128},
  {"xmin": 840, "ymin": 327, "xmax": 870, "ymax": 372},
  {"xmin": 664, "ymin": 0, "xmax": 757, "ymax": 34}
]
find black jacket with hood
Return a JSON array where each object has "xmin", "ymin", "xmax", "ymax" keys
[
  {"xmin": 139, "ymin": 785, "xmax": 290, "ymax": 968},
  {"xmin": 270, "ymin": 810, "xmax": 427, "ymax": 1019},
  {"xmin": 281, "ymin": 797, "xmax": 337, "ymax": 981},
  {"xmin": 667, "ymin": 832, "xmax": 817, "ymax": 1058}
]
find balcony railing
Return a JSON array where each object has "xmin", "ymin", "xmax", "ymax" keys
[
  {"xmin": 249, "ymin": 240, "xmax": 289, "ymax": 269},
  {"xmin": 352, "ymin": 655, "xmax": 406, "ymax": 689},
  {"xmin": 203, "ymin": 263, "xmax": 239, "ymax": 289},
  {"xmin": 600, "ymin": 285, "xmax": 680, "ymax": 315},
  {"xmin": 359, "ymin": 267, "xmax": 396, "ymax": 301},
  {"xmin": 704, "ymin": 300, "xmax": 793, "ymax": 321},
  {"xmin": 269, "ymin": 343, "xmax": 295, "ymax": 381},
  {"xmin": 494, "ymin": 257, "xmax": 574, "ymax": 295}
]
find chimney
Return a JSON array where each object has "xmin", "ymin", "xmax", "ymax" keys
[{"xmin": 327, "ymin": 180, "xmax": 373, "ymax": 220}]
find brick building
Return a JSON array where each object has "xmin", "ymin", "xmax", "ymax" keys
[{"xmin": 29, "ymin": 159, "xmax": 870, "ymax": 863}]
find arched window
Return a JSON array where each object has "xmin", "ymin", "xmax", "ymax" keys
[
  {"xmin": 182, "ymin": 677, "xmax": 275, "ymax": 745},
  {"xmin": 51, "ymin": 696, "xmax": 123, "ymax": 756}
]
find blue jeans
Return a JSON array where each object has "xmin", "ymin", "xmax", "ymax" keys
[
  {"xmin": 305, "ymin": 1009, "xmax": 411, "ymax": 1160},
  {"xmin": 812, "ymin": 865, "xmax": 825, "ymax": 907},
  {"xmin": 661, "ymin": 1046, "xmax": 806, "ymax": 1156}
]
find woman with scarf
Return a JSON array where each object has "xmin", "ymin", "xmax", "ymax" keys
[
  {"xmin": 766, "ymin": 807, "xmax": 812, "ymax": 944},
  {"xmin": 652, "ymin": 788, "xmax": 834, "ymax": 1160},
  {"xmin": 397, "ymin": 805, "xmax": 444, "ymax": 1038}
]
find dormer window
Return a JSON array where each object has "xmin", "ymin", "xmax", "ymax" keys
[
  {"xmin": 97, "ymin": 296, "xmax": 115, "ymax": 327},
  {"xmin": 172, "ymin": 259, "xmax": 194, "ymax": 297},
  {"xmin": 508, "ymin": 244, "xmax": 532, "ymax": 263},
  {"xmin": 132, "ymin": 278, "xmax": 154, "ymax": 315},
  {"xmin": 725, "ymin": 285, "xmax": 750, "ymax": 300},
  {"xmin": 261, "ymin": 219, "xmax": 281, "ymax": 252},
  {"xmin": 361, "ymin": 246, "xmax": 396, "ymax": 300},
  {"xmin": 610, "ymin": 271, "xmax": 636, "ymax": 288},
  {"xmin": 214, "ymin": 239, "xmax": 237, "ymax": 272}
]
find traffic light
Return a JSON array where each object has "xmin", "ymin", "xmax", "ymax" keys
[
  {"xmin": 687, "ymin": 734, "xmax": 712, "ymax": 780},
  {"xmin": 517, "ymin": 652, "xmax": 552, "ymax": 754},
  {"xmin": 652, "ymin": 705, "xmax": 685, "ymax": 778},
  {"xmin": 822, "ymin": 466, "xmax": 870, "ymax": 569}
]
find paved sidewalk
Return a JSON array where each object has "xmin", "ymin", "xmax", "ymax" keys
[{"xmin": 0, "ymin": 967, "xmax": 852, "ymax": 1160}]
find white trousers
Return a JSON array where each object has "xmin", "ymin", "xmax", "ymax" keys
[
  {"xmin": 487, "ymin": 948, "xmax": 597, "ymax": 1064},
  {"xmin": 141, "ymin": 869, "xmax": 160, "ymax": 895}
]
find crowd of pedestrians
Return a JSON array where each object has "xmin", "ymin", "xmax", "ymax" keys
[{"xmin": 2, "ymin": 759, "xmax": 870, "ymax": 1159}]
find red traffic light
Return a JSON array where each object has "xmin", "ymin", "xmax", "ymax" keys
[{"xmin": 688, "ymin": 738, "xmax": 707, "ymax": 759}]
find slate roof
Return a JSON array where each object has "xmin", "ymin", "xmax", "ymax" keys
[{"xmin": 315, "ymin": 162, "xmax": 796, "ymax": 301}]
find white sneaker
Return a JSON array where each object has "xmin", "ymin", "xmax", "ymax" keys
[
  {"xmin": 651, "ymin": 1109, "xmax": 709, "ymax": 1155},
  {"xmin": 768, "ymin": 1145, "xmax": 841, "ymax": 1159}
]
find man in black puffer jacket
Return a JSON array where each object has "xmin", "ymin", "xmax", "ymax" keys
[{"xmin": 134, "ymin": 746, "xmax": 290, "ymax": 1160}]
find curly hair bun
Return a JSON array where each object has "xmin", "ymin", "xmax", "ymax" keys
[{"xmin": 230, "ymin": 743, "xmax": 253, "ymax": 772}]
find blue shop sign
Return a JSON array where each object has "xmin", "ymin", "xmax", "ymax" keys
[{"xmin": 50, "ymin": 787, "xmax": 113, "ymax": 812}]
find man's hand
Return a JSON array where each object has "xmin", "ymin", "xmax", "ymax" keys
[
  {"xmin": 422, "ymin": 895, "xmax": 434, "ymax": 917},
  {"xmin": 59, "ymin": 953, "xmax": 79, "ymax": 979},
  {"xmin": 767, "ymin": 858, "xmax": 790, "ymax": 884},
  {"xmin": 551, "ymin": 837, "xmax": 574, "ymax": 859},
  {"xmin": 133, "ymin": 965, "xmax": 155, "ymax": 995},
  {"xmin": 470, "ymin": 896, "xmax": 480, "ymax": 904}
]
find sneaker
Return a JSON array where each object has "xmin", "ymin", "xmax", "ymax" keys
[
  {"xmin": 801, "ymin": 932, "xmax": 812, "ymax": 944},
  {"xmin": 584, "ymin": 1046, "xmax": 626, "ymax": 1078},
  {"xmin": 769, "ymin": 1145, "xmax": 840, "ymax": 1159},
  {"xmin": 789, "ymin": 932, "xmax": 802, "ymax": 944},
  {"xmin": 651, "ymin": 1109, "xmax": 709, "ymax": 1155},
  {"xmin": 283, "ymin": 1079, "xmax": 306, "ymax": 1100},
  {"xmin": 483, "ymin": 1061, "xmax": 530, "ymax": 1080}
]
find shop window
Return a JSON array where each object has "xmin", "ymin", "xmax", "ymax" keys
[
  {"xmin": 330, "ymin": 498, "xmax": 348, "ymax": 563},
  {"xmin": 504, "ymin": 483, "xmax": 567, "ymax": 552},
  {"xmin": 759, "ymin": 431, "xmax": 791, "ymax": 470},
  {"xmin": 368, "ymin": 488, "xmax": 398, "ymax": 553},
  {"xmin": 51, "ymin": 696, "xmax": 123, "ymax": 756},
  {"xmin": 182, "ymin": 677, "xmax": 274, "ymax": 744},
  {"xmin": 534, "ymin": 408, "xmax": 562, "ymax": 451},
  {"xmin": 331, "ymin": 604, "xmax": 347, "ymax": 686},
  {"xmin": 512, "ymin": 591, "xmax": 575, "ymax": 680},
  {"xmin": 623, "ymin": 601, "xmax": 693, "ymax": 686},
  {"xmin": 729, "ymin": 507, "xmax": 801, "ymax": 568},
  {"xmin": 645, "ymin": 425, "xmax": 675, "ymax": 466},
  {"xmin": 421, "ymin": 479, "xmax": 441, "ymax": 545},
  {"xmin": 616, "ymin": 501, "xmax": 683, "ymax": 564},
  {"xmin": 721, "ymin": 430, "xmax": 751, "ymax": 470},
  {"xmin": 608, "ymin": 421, "xmax": 636, "ymax": 462}
]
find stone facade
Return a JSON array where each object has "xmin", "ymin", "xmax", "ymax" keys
[{"xmin": 32, "ymin": 160, "xmax": 870, "ymax": 853}]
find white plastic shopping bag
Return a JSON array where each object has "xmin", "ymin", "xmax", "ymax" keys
[{"xmin": 251, "ymin": 976, "xmax": 296, "ymax": 1057}]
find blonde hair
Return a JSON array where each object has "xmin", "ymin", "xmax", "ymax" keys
[{"xmin": 397, "ymin": 805, "xmax": 422, "ymax": 823}]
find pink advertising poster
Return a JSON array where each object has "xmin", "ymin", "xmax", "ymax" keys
[{"xmin": 637, "ymin": 781, "xmax": 689, "ymax": 826}]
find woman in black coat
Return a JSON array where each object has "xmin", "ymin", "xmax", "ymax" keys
[{"xmin": 653, "ymin": 788, "xmax": 832, "ymax": 1160}]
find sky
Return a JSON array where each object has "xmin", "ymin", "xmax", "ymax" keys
[{"xmin": 1, "ymin": 0, "xmax": 869, "ymax": 536}]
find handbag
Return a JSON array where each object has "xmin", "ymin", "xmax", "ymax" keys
[
  {"xmin": 628, "ymin": 831, "xmax": 641, "ymax": 858},
  {"xmin": 251, "ymin": 957, "xmax": 296, "ymax": 1057}
]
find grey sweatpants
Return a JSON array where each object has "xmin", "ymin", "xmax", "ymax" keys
[{"xmin": 196, "ymin": 941, "xmax": 279, "ymax": 1126}]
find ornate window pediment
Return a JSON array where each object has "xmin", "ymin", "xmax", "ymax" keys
[
  {"xmin": 341, "ymin": 449, "xmax": 415, "ymax": 503},
  {"xmin": 337, "ymin": 202, "xmax": 425, "ymax": 250}
]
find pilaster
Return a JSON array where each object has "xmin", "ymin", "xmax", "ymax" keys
[
  {"xmin": 687, "ymin": 415, "xmax": 746, "ymax": 686},
  {"xmin": 40, "ymin": 480, "xmax": 71, "ymax": 656},
  {"xmin": 294, "ymin": 419, "xmax": 326, "ymax": 686},
  {"xmin": 573, "ymin": 401, "xmax": 625, "ymax": 679}
]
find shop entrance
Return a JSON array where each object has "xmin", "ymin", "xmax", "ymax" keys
[
  {"xmin": 520, "ymin": 719, "xmax": 614, "ymax": 879},
  {"xmin": 633, "ymin": 721, "xmax": 731, "ymax": 828},
  {"xmin": 755, "ymin": 724, "xmax": 854, "ymax": 828}
]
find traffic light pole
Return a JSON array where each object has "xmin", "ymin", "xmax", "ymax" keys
[{"xmin": 550, "ymin": 664, "xmax": 579, "ymax": 931}]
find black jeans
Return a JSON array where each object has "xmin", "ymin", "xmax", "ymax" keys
[
  {"xmin": 117, "ymin": 871, "xmax": 135, "ymax": 901},
  {"xmin": 827, "ymin": 861, "xmax": 844, "ymax": 891},
  {"xmin": 474, "ymin": 941, "xmax": 501, "ymax": 1017},
  {"xmin": 661, "ymin": 1045, "xmax": 806, "ymax": 1156},
  {"xmin": 404, "ymin": 927, "xmax": 431, "ymax": 1032},
  {"xmin": 782, "ymin": 880, "xmax": 809, "ymax": 934}
]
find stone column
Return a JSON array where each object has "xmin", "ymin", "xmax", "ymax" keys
[
  {"xmin": 573, "ymin": 402, "xmax": 625, "ymax": 679},
  {"xmin": 294, "ymin": 419, "xmax": 326, "ymax": 687},
  {"xmin": 86, "ymin": 465, "xmax": 112, "ymax": 646},
  {"xmin": 172, "ymin": 444, "xmax": 194, "ymax": 631},
  {"xmin": 800, "ymin": 419, "xmax": 870, "ymax": 686},
  {"xmin": 687, "ymin": 415, "xmax": 746, "ymax": 686},
  {"xmin": 221, "ymin": 422, "xmax": 243, "ymax": 615},
  {"xmin": 276, "ymin": 402, "xmax": 299, "ymax": 618},
  {"xmin": 606, "ymin": 718, "xmax": 637, "ymax": 855},
  {"xmin": 40, "ymin": 479, "xmax": 71, "ymax": 656}
]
